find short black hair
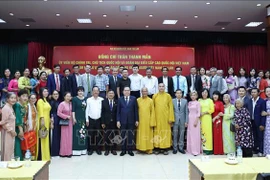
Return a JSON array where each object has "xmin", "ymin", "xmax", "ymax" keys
[
  {"xmin": 92, "ymin": 86, "xmax": 100, "ymax": 91},
  {"xmin": 146, "ymin": 67, "xmax": 152, "ymax": 71},
  {"xmin": 212, "ymin": 91, "xmax": 222, "ymax": 101},
  {"xmin": 108, "ymin": 89, "xmax": 115, "ymax": 93},
  {"xmin": 97, "ymin": 66, "xmax": 104, "ymax": 70},
  {"xmin": 123, "ymin": 86, "xmax": 130, "ymax": 90},
  {"xmin": 104, "ymin": 65, "xmax": 110, "ymax": 68},
  {"xmin": 122, "ymin": 68, "xmax": 128, "ymax": 72},
  {"xmin": 175, "ymin": 66, "xmax": 182, "ymax": 71},
  {"xmin": 175, "ymin": 89, "xmax": 183, "ymax": 94},
  {"xmin": 119, "ymin": 65, "xmax": 125, "ymax": 68},
  {"xmin": 54, "ymin": 64, "xmax": 61, "ymax": 68},
  {"xmin": 18, "ymin": 89, "xmax": 29, "ymax": 97},
  {"xmin": 251, "ymin": 88, "xmax": 260, "ymax": 93},
  {"xmin": 73, "ymin": 64, "xmax": 79, "ymax": 68},
  {"xmin": 132, "ymin": 64, "xmax": 139, "ymax": 69},
  {"xmin": 77, "ymin": 86, "xmax": 85, "ymax": 92},
  {"xmin": 63, "ymin": 91, "xmax": 72, "ymax": 98},
  {"xmin": 63, "ymin": 68, "xmax": 70, "ymax": 73},
  {"xmin": 162, "ymin": 67, "xmax": 169, "ymax": 71},
  {"xmin": 237, "ymin": 86, "xmax": 246, "ymax": 91}
]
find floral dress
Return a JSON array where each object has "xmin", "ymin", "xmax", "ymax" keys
[
  {"xmin": 264, "ymin": 100, "xmax": 270, "ymax": 155},
  {"xmin": 72, "ymin": 96, "xmax": 87, "ymax": 155},
  {"xmin": 201, "ymin": 75, "xmax": 210, "ymax": 89},
  {"xmin": 234, "ymin": 108, "xmax": 254, "ymax": 149}
]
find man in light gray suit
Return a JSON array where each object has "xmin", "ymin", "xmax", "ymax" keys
[
  {"xmin": 209, "ymin": 67, "xmax": 223, "ymax": 98},
  {"xmin": 172, "ymin": 89, "xmax": 188, "ymax": 154},
  {"xmin": 79, "ymin": 64, "xmax": 96, "ymax": 97}
]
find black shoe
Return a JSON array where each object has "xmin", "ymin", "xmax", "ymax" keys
[
  {"xmin": 88, "ymin": 150, "xmax": 94, "ymax": 156},
  {"xmin": 120, "ymin": 151, "xmax": 126, "ymax": 156},
  {"xmin": 111, "ymin": 150, "xmax": 117, "ymax": 155},
  {"xmin": 179, "ymin": 149, "xmax": 186, "ymax": 154},
  {"xmin": 163, "ymin": 150, "xmax": 169, "ymax": 155},
  {"xmin": 104, "ymin": 150, "xmax": 109, "ymax": 156},
  {"xmin": 173, "ymin": 150, "xmax": 177, "ymax": 154},
  {"xmin": 128, "ymin": 151, "xmax": 134, "ymax": 156},
  {"xmin": 96, "ymin": 150, "xmax": 102, "ymax": 155},
  {"xmin": 67, "ymin": 155, "xmax": 72, "ymax": 158}
]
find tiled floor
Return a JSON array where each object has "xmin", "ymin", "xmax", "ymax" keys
[{"xmin": 49, "ymin": 152, "xmax": 225, "ymax": 180}]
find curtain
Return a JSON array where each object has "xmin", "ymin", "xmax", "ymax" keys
[
  {"xmin": 28, "ymin": 42, "xmax": 54, "ymax": 70},
  {"xmin": 0, "ymin": 44, "xmax": 28, "ymax": 76}
]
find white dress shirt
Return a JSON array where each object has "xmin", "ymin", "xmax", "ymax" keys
[
  {"xmin": 190, "ymin": 75, "xmax": 196, "ymax": 92},
  {"xmin": 129, "ymin": 73, "xmax": 143, "ymax": 91},
  {"xmin": 141, "ymin": 76, "xmax": 158, "ymax": 95},
  {"xmin": 221, "ymin": 78, "xmax": 228, "ymax": 94},
  {"xmin": 252, "ymin": 97, "xmax": 259, "ymax": 119},
  {"xmin": 163, "ymin": 76, "xmax": 168, "ymax": 92},
  {"xmin": 85, "ymin": 96, "xmax": 103, "ymax": 122}
]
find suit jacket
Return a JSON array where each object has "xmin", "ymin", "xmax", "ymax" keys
[
  {"xmin": 109, "ymin": 76, "xmax": 121, "ymax": 99},
  {"xmin": 80, "ymin": 73, "xmax": 96, "ymax": 97},
  {"xmin": 209, "ymin": 75, "xmax": 223, "ymax": 97},
  {"xmin": 70, "ymin": 73, "xmax": 81, "ymax": 96},
  {"xmin": 60, "ymin": 76, "xmax": 73, "ymax": 97},
  {"xmin": 101, "ymin": 98, "xmax": 118, "ymax": 125},
  {"xmin": 186, "ymin": 75, "xmax": 202, "ymax": 94},
  {"xmin": 117, "ymin": 96, "xmax": 138, "ymax": 124},
  {"xmin": 173, "ymin": 98, "xmax": 188, "ymax": 125},
  {"xmin": 241, "ymin": 96, "xmax": 250, "ymax": 109},
  {"xmin": 47, "ymin": 73, "xmax": 63, "ymax": 95},
  {"xmin": 158, "ymin": 76, "xmax": 174, "ymax": 97},
  {"xmin": 247, "ymin": 97, "xmax": 266, "ymax": 126}
]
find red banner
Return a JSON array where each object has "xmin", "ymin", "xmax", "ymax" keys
[{"xmin": 53, "ymin": 46, "xmax": 194, "ymax": 76}]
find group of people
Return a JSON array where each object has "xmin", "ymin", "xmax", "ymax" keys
[{"xmin": 0, "ymin": 62, "xmax": 270, "ymax": 161}]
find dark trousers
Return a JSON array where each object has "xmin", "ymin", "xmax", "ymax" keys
[
  {"xmin": 99, "ymin": 91, "xmax": 106, "ymax": 99},
  {"xmin": 104, "ymin": 121, "xmax": 118, "ymax": 151},
  {"xmin": 242, "ymin": 148, "xmax": 253, "ymax": 157},
  {"xmin": 120, "ymin": 123, "xmax": 135, "ymax": 151},
  {"xmin": 131, "ymin": 91, "xmax": 141, "ymax": 99},
  {"xmin": 252, "ymin": 120, "xmax": 264, "ymax": 153},
  {"xmin": 87, "ymin": 118, "xmax": 101, "ymax": 151}
]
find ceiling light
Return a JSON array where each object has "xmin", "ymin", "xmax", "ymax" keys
[
  {"xmin": 103, "ymin": 14, "xmax": 107, "ymax": 17},
  {"xmin": 44, "ymin": 0, "xmax": 47, "ymax": 1},
  {"xmin": 56, "ymin": 13, "xmax": 60, "ymax": 16},
  {"xmin": 98, "ymin": 0, "xmax": 103, "ymax": 2},
  {"xmin": 237, "ymin": 17, "xmax": 241, "ymax": 20},
  {"xmin": 163, "ymin": 20, "xmax": 178, "ymax": 25},
  {"xmin": 120, "ymin": 5, "xmax": 136, "ymax": 12},
  {"xmin": 145, "ymin": 25, "xmax": 149, "ymax": 28},
  {"xmin": 106, "ymin": 25, "xmax": 109, "ymax": 28},
  {"xmin": 184, "ymin": 26, "xmax": 188, "ymax": 29},
  {"xmin": 262, "ymin": 28, "xmax": 265, "ymax": 31},
  {"xmin": 149, "ymin": 14, "xmax": 153, "ymax": 17},
  {"xmin": 9, "ymin": 12, "xmax": 14, "ymax": 16},
  {"xmin": 245, "ymin": 22, "xmax": 263, "ymax": 27},
  {"xmin": 194, "ymin": 15, "xmax": 198, "ymax": 18},
  {"xmin": 221, "ymin": 27, "xmax": 225, "ymax": 30},
  {"xmin": 206, "ymin": 2, "xmax": 211, "ymax": 5},
  {"xmin": 153, "ymin": 0, "xmax": 158, "ymax": 3},
  {"xmin": 77, "ymin": 18, "xmax": 92, "ymax": 23},
  {"xmin": 88, "ymin": 12, "xmax": 91, "ymax": 15},
  {"xmin": 257, "ymin": 4, "xmax": 261, "ymax": 7},
  {"xmin": 26, "ymin": 24, "xmax": 30, "ymax": 27},
  {"xmin": 0, "ymin": 19, "xmax": 6, "ymax": 23}
]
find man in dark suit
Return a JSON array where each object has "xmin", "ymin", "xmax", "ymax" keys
[
  {"xmin": 186, "ymin": 66, "xmax": 202, "ymax": 101},
  {"xmin": 109, "ymin": 68, "xmax": 120, "ymax": 99},
  {"xmin": 247, "ymin": 88, "xmax": 266, "ymax": 157},
  {"xmin": 47, "ymin": 64, "xmax": 63, "ymax": 95},
  {"xmin": 237, "ymin": 86, "xmax": 250, "ymax": 109},
  {"xmin": 101, "ymin": 89, "xmax": 118, "ymax": 156},
  {"xmin": 158, "ymin": 67, "xmax": 174, "ymax": 97},
  {"xmin": 70, "ymin": 64, "xmax": 81, "ymax": 97},
  {"xmin": 117, "ymin": 86, "xmax": 139, "ymax": 156}
]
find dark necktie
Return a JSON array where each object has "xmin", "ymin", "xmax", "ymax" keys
[
  {"xmin": 109, "ymin": 100, "xmax": 113, "ymax": 111},
  {"xmin": 125, "ymin": 97, "xmax": 128, "ymax": 105},
  {"xmin": 178, "ymin": 100, "xmax": 181, "ymax": 111},
  {"xmin": 177, "ymin": 76, "xmax": 180, "ymax": 90},
  {"xmin": 114, "ymin": 76, "xmax": 117, "ymax": 85}
]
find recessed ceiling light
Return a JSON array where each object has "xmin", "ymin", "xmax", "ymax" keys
[
  {"xmin": 206, "ymin": 2, "xmax": 211, "ymax": 5},
  {"xmin": 237, "ymin": 17, "xmax": 241, "ymax": 20},
  {"xmin": 98, "ymin": 0, "xmax": 103, "ymax": 2},
  {"xmin": 103, "ymin": 14, "xmax": 107, "ymax": 17},
  {"xmin": 163, "ymin": 20, "xmax": 178, "ymax": 25},
  {"xmin": 145, "ymin": 25, "xmax": 149, "ymax": 28},
  {"xmin": 221, "ymin": 27, "xmax": 225, "ymax": 30},
  {"xmin": 245, "ymin": 22, "xmax": 263, "ymax": 27},
  {"xmin": 257, "ymin": 4, "xmax": 261, "ymax": 7},
  {"xmin": 262, "ymin": 28, "xmax": 265, "ymax": 31},
  {"xmin": 149, "ymin": 14, "xmax": 153, "ymax": 17},
  {"xmin": 120, "ymin": 5, "xmax": 136, "ymax": 11},
  {"xmin": 0, "ymin": 19, "xmax": 6, "ymax": 23},
  {"xmin": 9, "ymin": 12, "xmax": 14, "ymax": 16},
  {"xmin": 44, "ymin": 0, "xmax": 47, "ymax": 1},
  {"xmin": 88, "ymin": 12, "xmax": 91, "ymax": 15},
  {"xmin": 153, "ymin": 0, "xmax": 158, "ymax": 3},
  {"xmin": 194, "ymin": 15, "xmax": 198, "ymax": 18},
  {"xmin": 184, "ymin": 26, "xmax": 188, "ymax": 29},
  {"xmin": 106, "ymin": 25, "xmax": 109, "ymax": 28},
  {"xmin": 26, "ymin": 24, "xmax": 30, "ymax": 27},
  {"xmin": 77, "ymin": 18, "xmax": 92, "ymax": 23},
  {"xmin": 56, "ymin": 13, "xmax": 60, "ymax": 16}
]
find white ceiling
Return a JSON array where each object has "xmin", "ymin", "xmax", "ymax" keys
[{"xmin": 0, "ymin": 0, "xmax": 269, "ymax": 32}]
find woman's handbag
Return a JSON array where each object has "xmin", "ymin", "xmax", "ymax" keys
[
  {"xmin": 38, "ymin": 125, "xmax": 48, "ymax": 139},
  {"xmin": 230, "ymin": 122, "xmax": 236, "ymax": 132},
  {"xmin": 59, "ymin": 118, "xmax": 69, "ymax": 126}
]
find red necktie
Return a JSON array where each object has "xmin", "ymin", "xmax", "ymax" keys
[{"xmin": 56, "ymin": 74, "xmax": 60, "ymax": 91}]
